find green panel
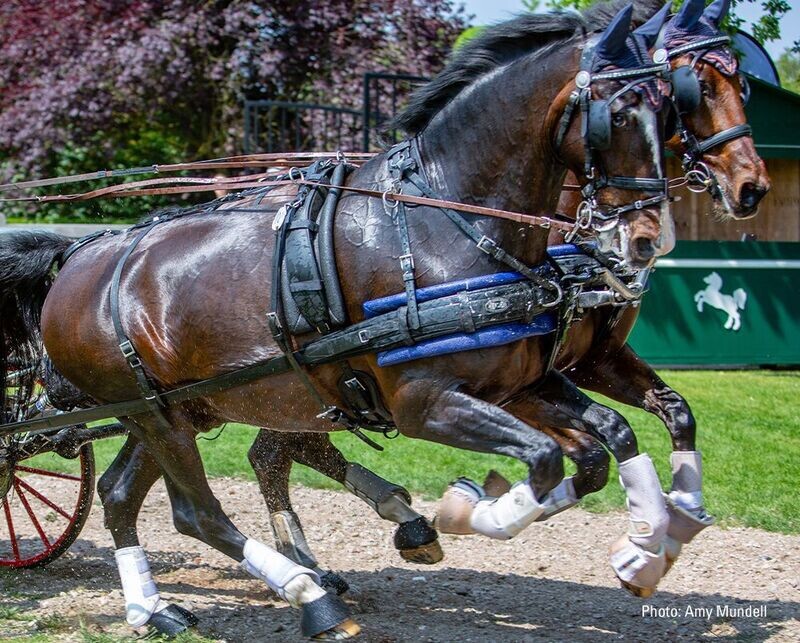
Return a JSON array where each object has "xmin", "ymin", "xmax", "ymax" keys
[
  {"xmin": 629, "ymin": 241, "xmax": 800, "ymax": 366},
  {"xmin": 745, "ymin": 76, "xmax": 800, "ymax": 159}
]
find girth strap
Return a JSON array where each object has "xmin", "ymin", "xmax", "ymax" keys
[{"xmin": 109, "ymin": 221, "xmax": 172, "ymax": 428}]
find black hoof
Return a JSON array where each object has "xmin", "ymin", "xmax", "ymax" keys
[
  {"xmin": 145, "ymin": 604, "xmax": 198, "ymax": 638},
  {"xmin": 300, "ymin": 593, "xmax": 355, "ymax": 639},
  {"xmin": 394, "ymin": 517, "xmax": 443, "ymax": 564},
  {"xmin": 319, "ymin": 570, "xmax": 350, "ymax": 596}
]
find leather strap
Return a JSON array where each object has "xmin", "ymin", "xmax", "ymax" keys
[{"xmin": 109, "ymin": 221, "xmax": 172, "ymax": 428}]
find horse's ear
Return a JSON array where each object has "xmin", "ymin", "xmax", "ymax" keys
[
  {"xmin": 597, "ymin": 4, "xmax": 634, "ymax": 62},
  {"xmin": 633, "ymin": 2, "xmax": 671, "ymax": 49},
  {"xmin": 674, "ymin": 0, "xmax": 704, "ymax": 31},
  {"xmin": 703, "ymin": 0, "xmax": 731, "ymax": 28}
]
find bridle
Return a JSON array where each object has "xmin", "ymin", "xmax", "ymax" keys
[
  {"xmin": 663, "ymin": 34, "xmax": 753, "ymax": 195},
  {"xmin": 554, "ymin": 41, "xmax": 671, "ymax": 242}
]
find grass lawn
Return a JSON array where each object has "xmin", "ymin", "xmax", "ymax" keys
[{"xmin": 30, "ymin": 370, "xmax": 800, "ymax": 534}]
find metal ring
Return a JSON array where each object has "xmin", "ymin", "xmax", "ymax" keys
[
  {"xmin": 289, "ymin": 166, "xmax": 302, "ymax": 184},
  {"xmin": 382, "ymin": 189, "xmax": 400, "ymax": 217},
  {"xmin": 541, "ymin": 281, "xmax": 564, "ymax": 309}
]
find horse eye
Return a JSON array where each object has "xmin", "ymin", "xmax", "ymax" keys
[
  {"xmin": 611, "ymin": 113, "xmax": 627, "ymax": 128},
  {"xmin": 700, "ymin": 81, "xmax": 712, "ymax": 98}
]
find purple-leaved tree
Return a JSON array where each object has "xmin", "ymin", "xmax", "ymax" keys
[{"xmin": 0, "ymin": 0, "xmax": 467, "ymax": 215}]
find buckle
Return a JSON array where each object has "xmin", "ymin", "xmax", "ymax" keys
[
  {"xmin": 358, "ymin": 330, "xmax": 370, "ymax": 344},
  {"xmin": 399, "ymin": 253, "xmax": 415, "ymax": 273},
  {"xmin": 477, "ymin": 236, "xmax": 497, "ymax": 255},
  {"xmin": 119, "ymin": 340, "xmax": 136, "ymax": 358},
  {"xmin": 344, "ymin": 377, "xmax": 367, "ymax": 393}
]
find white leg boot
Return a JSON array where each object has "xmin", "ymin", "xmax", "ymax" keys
[
  {"xmin": 663, "ymin": 451, "xmax": 714, "ymax": 570},
  {"xmin": 114, "ymin": 546, "xmax": 169, "ymax": 627},
  {"xmin": 609, "ymin": 454, "xmax": 669, "ymax": 597},
  {"xmin": 241, "ymin": 538, "xmax": 360, "ymax": 639}
]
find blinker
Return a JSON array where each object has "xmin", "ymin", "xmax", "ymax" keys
[
  {"xmin": 587, "ymin": 100, "xmax": 612, "ymax": 151},
  {"xmin": 671, "ymin": 65, "xmax": 702, "ymax": 114}
]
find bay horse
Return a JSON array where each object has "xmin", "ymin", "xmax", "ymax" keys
[
  {"xmin": 226, "ymin": 0, "xmax": 770, "ymax": 595},
  {"xmin": 0, "ymin": 5, "xmax": 675, "ymax": 638}
]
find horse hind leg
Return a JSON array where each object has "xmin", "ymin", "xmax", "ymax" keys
[
  {"xmin": 255, "ymin": 429, "xmax": 442, "ymax": 567},
  {"xmin": 97, "ymin": 434, "xmax": 198, "ymax": 636},
  {"xmin": 248, "ymin": 429, "xmax": 349, "ymax": 595},
  {"xmin": 122, "ymin": 413, "xmax": 359, "ymax": 640}
]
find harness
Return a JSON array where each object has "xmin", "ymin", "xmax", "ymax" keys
[
  {"xmin": 662, "ymin": 34, "xmax": 753, "ymax": 194},
  {"xmin": 554, "ymin": 42, "xmax": 671, "ymax": 238},
  {"xmin": 20, "ymin": 40, "xmax": 673, "ymax": 446}
]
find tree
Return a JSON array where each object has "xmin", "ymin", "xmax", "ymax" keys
[
  {"xmin": 776, "ymin": 49, "xmax": 800, "ymax": 94},
  {"xmin": 0, "ymin": 1, "xmax": 467, "ymax": 206},
  {"xmin": 534, "ymin": 0, "xmax": 791, "ymax": 48}
]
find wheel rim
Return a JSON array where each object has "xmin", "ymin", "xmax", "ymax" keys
[{"xmin": 0, "ymin": 442, "xmax": 94, "ymax": 568}]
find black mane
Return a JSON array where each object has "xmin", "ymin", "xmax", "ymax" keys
[{"xmin": 391, "ymin": 0, "xmax": 666, "ymax": 136}]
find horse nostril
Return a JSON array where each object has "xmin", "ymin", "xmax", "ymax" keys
[
  {"xmin": 739, "ymin": 182, "xmax": 767, "ymax": 210},
  {"xmin": 633, "ymin": 237, "xmax": 656, "ymax": 261}
]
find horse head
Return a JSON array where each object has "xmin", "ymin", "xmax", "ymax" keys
[
  {"xmin": 703, "ymin": 271, "xmax": 722, "ymax": 289},
  {"xmin": 552, "ymin": 4, "xmax": 674, "ymax": 268},
  {"xmin": 663, "ymin": 0, "xmax": 770, "ymax": 219}
]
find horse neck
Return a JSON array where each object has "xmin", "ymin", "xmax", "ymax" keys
[{"xmin": 416, "ymin": 41, "xmax": 579, "ymax": 263}]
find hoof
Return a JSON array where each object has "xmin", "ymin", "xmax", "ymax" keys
[
  {"xmin": 434, "ymin": 480, "xmax": 481, "ymax": 535},
  {"xmin": 609, "ymin": 535, "xmax": 666, "ymax": 598},
  {"xmin": 395, "ymin": 517, "xmax": 443, "ymax": 564},
  {"xmin": 619, "ymin": 579, "xmax": 657, "ymax": 599},
  {"xmin": 145, "ymin": 604, "xmax": 198, "ymax": 638},
  {"xmin": 399, "ymin": 539, "xmax": 444, "ymax": 565},
  {"xmin": 312, "ymin": 618, "xmax": 361, "ymax": 640},
  {"xmin": 483, "ymin": 470, "xmax": 511, "ymax": 497},
  {"xmin": 300, "ymin": 593, "xmax": 358, "ymax": 640},
  {"xmin": 319, "ymin": 570, "xmax": 350, "ymax": 596}
]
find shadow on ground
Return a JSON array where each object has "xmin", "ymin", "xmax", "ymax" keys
[{"xmin": 2, "ymin": 540, "xmax": 797, "ymax": 642}]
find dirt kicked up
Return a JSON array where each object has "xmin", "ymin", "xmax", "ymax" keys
[{"xmin": 1, "ymin": 478, "xmax": 798, "ymax": 642}]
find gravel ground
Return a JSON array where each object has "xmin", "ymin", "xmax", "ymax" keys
[{"xmin": 2, "ymin": 477, "xmax": 798, "ymax": 642}]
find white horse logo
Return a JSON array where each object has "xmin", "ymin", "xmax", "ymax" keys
[{"xmin": 694, "ymin": 272, "xmax": 747, "ymax": 331}]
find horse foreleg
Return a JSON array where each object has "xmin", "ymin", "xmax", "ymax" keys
[
  {"xmin": 570, "ymin": 345, "xmax": 714, "ymax": 569},
  {"xmin": 501, "ymin": 371, "xmax": 670, "ymax": 597},
  {"xmin": 393, "ymin": 379, "xmax": 565, "ymax": 540},
  {"xmin": 97, "ymin": 434, "xmax": 198, "ymax": 636},
  {"xmin": 119, "ymin": 413, "xmax": 359, "ymax": 640}
]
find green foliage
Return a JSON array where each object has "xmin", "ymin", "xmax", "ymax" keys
[
  {"xmin": 34, "ymin": 370, "xmax": 798, "ymax": 535},
  {"xmin": 514, "ymin": 0, "xmax": 793, "ymax": 46},
  {"xmin": 454, "ymin": 26, "xmax": 486, "ymax": 49},
  {"xmin": 776, "ymin": 48, "xmax": 800, "ymax": 94}
]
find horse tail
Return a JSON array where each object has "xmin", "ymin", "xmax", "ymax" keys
[
  {"xmin": 0, "ymin": 231, "xmax": 73, "ymax": 414},
  {"xmin": 733, "ymin": 288, "xmax": 747, "ymax": 310}
]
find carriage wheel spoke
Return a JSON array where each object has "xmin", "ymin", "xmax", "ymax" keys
[
  {"xmin": 15, "ymin": 465, "xmax": 81, "ymax": 482},
  {"xmin": 2, "ymin": 497, "xmax": 20, "ymax": 560},
  {"xmin": 14, "ymin": 480, "xmax": 51, "ymax": 547},
  {"xmin": 14, "ymin": 477, "xmax": 71, "ymax": 520}
]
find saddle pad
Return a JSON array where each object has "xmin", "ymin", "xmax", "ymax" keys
[
  {"xmin": 376, "ymin": 316, "xmax": 557, "ymax": 367},
  {"xmin": 362, "ymin": 243, "xmax": 583, "ymax": 319}
]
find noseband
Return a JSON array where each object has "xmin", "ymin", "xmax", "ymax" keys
[
  {"xmin": 554, "ymin": 47, "xmax": 670, "ymax": 240},
  {"xmin": 664, "ymin": 35, "xmax": 753, "ymax": 194}
]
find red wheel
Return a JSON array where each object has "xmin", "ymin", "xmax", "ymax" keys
[{"xmin": 0, "ymin": 441, "xmax": 95, "ymax": 568}]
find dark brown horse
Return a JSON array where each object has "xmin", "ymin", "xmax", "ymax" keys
[
  {"xmin": 1, "ymin": 5, "xmax": 675, "ymax": 638},
  {"xmin": 236, "ymin": 0, "xmax": 770, "ymax": 593}
]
